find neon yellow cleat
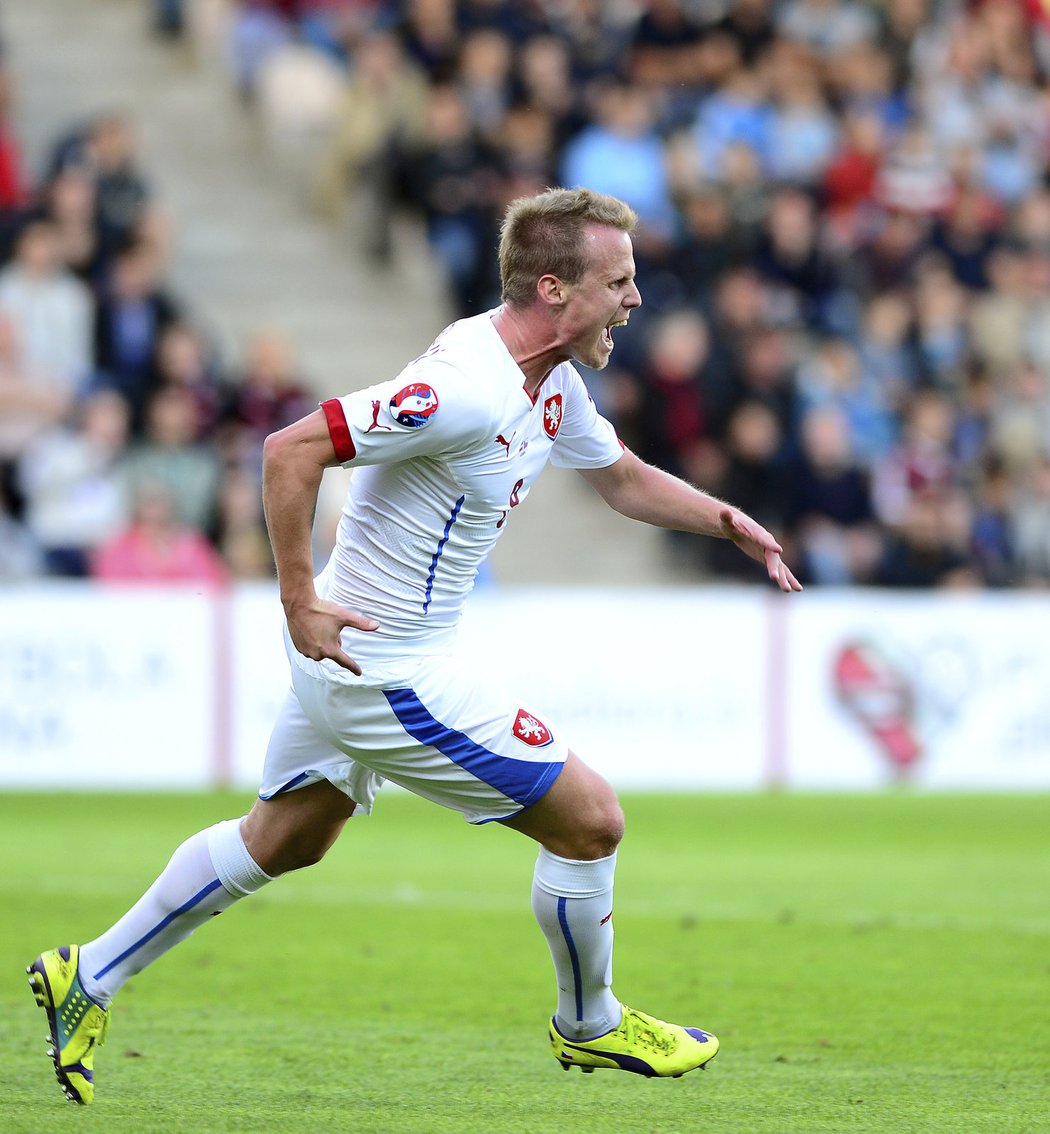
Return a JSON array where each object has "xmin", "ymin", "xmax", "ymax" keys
[
  {"xmin": 550, "ymin": 1005, "xmax": 718, "ymax": 1078},
  {"xmin": 27, "ymin": 945, "xmax": 110, "ymax": 1105}
]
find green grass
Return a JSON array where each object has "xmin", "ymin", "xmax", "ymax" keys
[{"xmin": 3, "ymin": 790, "xmax": 1048, "ymax": 1133}]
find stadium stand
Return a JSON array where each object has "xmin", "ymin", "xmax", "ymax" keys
[{"xmin": 6, "ymin": 0, "xmax": 1050, "ymax": 589}]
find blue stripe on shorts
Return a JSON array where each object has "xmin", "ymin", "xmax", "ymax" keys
[{"xmin": 383, "ymin": 687, "xmax": 562, "ymax": 809}]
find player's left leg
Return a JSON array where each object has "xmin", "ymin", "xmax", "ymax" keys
[{"xmin": 503, "ymin": 753, "xmax": 719, "ymax": 1078}]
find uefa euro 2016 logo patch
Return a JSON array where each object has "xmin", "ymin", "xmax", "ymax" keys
[{"xmin": 390, "ymin": 383, "xmax": 439, "ymax": 428}]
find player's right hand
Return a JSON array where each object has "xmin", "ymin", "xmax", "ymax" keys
[{"xmin": 285, "ymin": 597, "xmax": 379, "ymax": 675}]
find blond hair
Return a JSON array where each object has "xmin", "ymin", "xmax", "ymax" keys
[{"xmin": 498, "ymin": 187, "xmax": 638, "ymax": 308}]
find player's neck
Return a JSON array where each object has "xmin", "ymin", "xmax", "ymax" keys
[{"xmin": 491, "ymin": 305, "xmax": 566, "ymax": 399}]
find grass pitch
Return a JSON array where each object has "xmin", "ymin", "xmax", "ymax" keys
[{"xmin": 3, "ymin": 789, "xmax": 1048, "ymax": 1134}]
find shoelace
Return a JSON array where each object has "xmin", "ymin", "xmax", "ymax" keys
[{"xmin": 621, "ymin": 1011, "xmax": 677, "ymax": 1054}]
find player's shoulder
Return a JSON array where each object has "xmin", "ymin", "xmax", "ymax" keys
[
  {"xmin": 385, "ymin": 315, "xmax": 507, "ymax": 438},
  {"xmin": 549, "ymin": 361, "xmax": 596, "ymax": 406}
]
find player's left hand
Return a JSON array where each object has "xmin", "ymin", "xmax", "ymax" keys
[{"xmin": 719, "ymin": 507, "xmax": 803, "ymax": 593}]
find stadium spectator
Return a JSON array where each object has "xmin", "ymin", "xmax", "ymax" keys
[
  {"xmin": 0, "ymin": 219, "xmax": 94, "ymax": 396},
  {"xmin": 150, "ymin": 321, "xmax": 225, "ymax": 440},
  {"xmin": 221, "ymin": 328, "xmax": 314, "ymax": 467},
  {"xmin": 401, "ymin": 81, "xmax": 498, "ymax": 314},
  {"xmin": 120, "ymin": 383, "xmax": 222, "ymax": 534},
  {"xmin": 312, "ymin": 28, "xmax": 428, "ymax": 260},
  {"xmin": 623, "ymin": 307, "xmax": 715, "ymax": 483},
  {"xmin": 871, "ymin": 388, "xmax": 960, "ymax": 528},
  {"xmin": 874, "ymin": 487, "xmax": 977, "ymax": 589},
  {"xmin": 0, "ymin": 312, "xmax": 76, "ymax": 482},
  {"xmin": 91, "ymin": 480, "xmax": 228, "ymax": 585},
  {"xmin": 796, "ymin": 335, "xmax": 897, "ymax": 467},
  {"xmin": 765, "ymin": 45, "xmax": 840, "ymax": 187},
  {"xmin": 454, "ymin": 25, "xmax": 514, "ymax": 142},
  {"xmin": 227, "ymin": 0, "xmax": 296, "ymax": 102},
  {"xmin": 17, "ymin": 388, "xmax": 131, "ymax": 577},
  {"xmin": 0, "ymin": 474, "xmax": 41, "ymax": 578},
  {"xmin": 512, "ymin": 33, "xmax": 585, "ymax": 151},
  {"xmin": 560, "ymin": 82, "xmax": 677, "ymax": 250},
  {"xmin": 626, "ymin": 0, "xmax": 709, "ymax": 114},
  {"xmin": 712, "ymin": 0, "xmax": 778, "ymax": 69},
  {"xmin": 783, "ymin": 402, "xmax": 881, "ymax": 584},
  {"xmin": 92, "ymin": 241, "xmax": 181, "ymax": 431},
  {"xmin": 214, "ymin": 463, "xmax": 273, "ymax": 579},
  {"xmin": 396, "ymin": 0, "xmax": 460, "ymax": 78},
  {"xmin": 970, "ymin": 454, "xmax": 1018, "ymax": 587},
  {"xmin": 41, "ymin": 167, "xmax": 104, "ymax": 287},
  {"xmin": 83, "ymin": 114, "xmax": 162, "ymax": 266},
  {"xmin": 752, "ymin": 185, "xmax": 845, "ymax": 331},
  {"xmin": 702, "ymin": 398, "xmax": 789, "ymax": 581}
]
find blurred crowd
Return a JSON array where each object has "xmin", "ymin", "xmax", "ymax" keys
[
  {"xmin": 0, "ymin": 32, "xmax": 318, "ymax": 585},
  {"xmin": 8, "ymin": 0, "xmax": 1050, "ymax": 589}
]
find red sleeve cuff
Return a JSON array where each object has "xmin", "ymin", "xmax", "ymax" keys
[{"xmin": 320, "ymin": 398, "xmax": 356, "ymax": 463}]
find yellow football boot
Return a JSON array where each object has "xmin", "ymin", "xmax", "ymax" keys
[
  {"xmin": 550, "ymin": 1004, "xmax": 718, "ymax": 1077},
  {"xmin": 27, "ymin": 945, "xmax": 110, "ymax": 1104}
]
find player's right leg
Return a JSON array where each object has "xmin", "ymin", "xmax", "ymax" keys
[
  {"xmin": 27, "ymin": 689, "xmax": 365, "ymax": 1105},
  {"xmin": 504, "ymin": 754, "xmax": 720, "ymax": 1078}
]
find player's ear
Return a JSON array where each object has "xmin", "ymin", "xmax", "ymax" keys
[{"xmin": 536, "ymin": 273, "xmax": 565, "ymax": 307}]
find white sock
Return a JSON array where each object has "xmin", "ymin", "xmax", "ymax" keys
[
  {"xmin": 532, "ymin": 847, "xmax": 621, "ymax": 1041},
  {"xmin": 78, "ymin": 819, "xmax": 272, "ymax": 1006}
]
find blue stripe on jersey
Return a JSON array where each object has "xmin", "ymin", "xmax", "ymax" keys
[
  {"xmin": 383, "ymin": 687, "xmax": 562, "ymax": 808},
  {"xmin": 423, "ymin": 495, "xmax": 465, "ymax": 613}
]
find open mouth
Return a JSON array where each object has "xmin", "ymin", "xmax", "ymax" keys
[{"xmin": 603, "ymin": 319, "xmax": 628, "ymax": 347}]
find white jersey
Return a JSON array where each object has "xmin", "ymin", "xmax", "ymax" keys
[{"xmin": 308, "ymin": 309, "xmax": 624, "ymax": 678}]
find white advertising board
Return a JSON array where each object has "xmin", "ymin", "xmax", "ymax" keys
[
  {"xmin": 3, "ymin": 583, "xmax": 1049, "ymax": 791},
  {"xmin": 784, "ymin": 590, "xmax": 1050, "ymax": 789},
  {"xmin": 458, "ymin": 587, "xmax": 771, "ymax": 789},
  {"xmin": 0, "ymin": 584, "xmax": 216, "ymax": 787}
]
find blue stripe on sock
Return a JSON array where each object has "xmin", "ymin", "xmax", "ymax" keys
[
  {"xmin": 383, "ymin": 687, "xmax": 561, "ymax": 808},
  {"xmin": 557, "ymin": 896, "xmax": 584, "ymax": 1023},
  {"xmin": 92, "ymin": 878, "xmax": 225, "ymax": 981}
]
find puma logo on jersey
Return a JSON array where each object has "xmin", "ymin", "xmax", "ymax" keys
[
  {"xmin": 495, "ymin": 433, "xmax": 514, "ymax": 456},
  {"xmin": 366, "ymin": 399, "xmax": 392, "ymax": 432}
]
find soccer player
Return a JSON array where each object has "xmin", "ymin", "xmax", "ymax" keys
[{"xmin": 28, "ymin": 187, "xmax": 801, "ymax": 1105}]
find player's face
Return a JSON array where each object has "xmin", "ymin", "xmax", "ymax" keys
[{"xmin": 560, "ymin": 226, "xmax": 641, "ymax": 370}]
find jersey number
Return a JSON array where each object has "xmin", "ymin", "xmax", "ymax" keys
[{"xmin": 496, "ymin": 478, "xmax": 524, "ymax": 529}]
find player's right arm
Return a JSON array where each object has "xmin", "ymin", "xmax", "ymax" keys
[{"xmin": 262, "ymin": 409, "xmax": 378, "ymax": 675}]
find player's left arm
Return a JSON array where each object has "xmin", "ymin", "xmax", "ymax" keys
[{"xmin": 579, "ymin": 449, "xmax": 802, "ymax": 593}]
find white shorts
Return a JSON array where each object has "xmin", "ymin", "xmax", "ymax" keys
[{"xmin": 259, "ymin": 652, "xmax": 567, "ymax": 825}]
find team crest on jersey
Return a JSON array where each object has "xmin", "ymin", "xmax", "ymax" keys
[
  {"xmin": 390, "ymin": 383, "xmax": 439, "ymax": 428},
  {"xmin": 543, "ymin": 393, "xmax": 563, "ymax": 439},
  {"xmin": 512, "ymin": 708, "xmax": 553, "ymax": 748}
]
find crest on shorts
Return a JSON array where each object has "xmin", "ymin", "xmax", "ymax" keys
[
  {"xmin": 390, "ymin": 383, "xmax": 439, "ymax": 428},
  {"xmin": 512, "ymin": 708, "xmax": 553, "ymax": 748},
  {"xmin": 543, "ymin": 393, "xmax": 563, "ymax": 440}
]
